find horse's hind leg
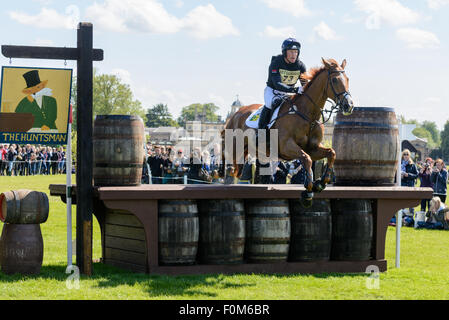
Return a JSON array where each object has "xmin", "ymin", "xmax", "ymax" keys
[{"xmin": 309, "ymin": 144, "xmax": 336, "ymax": 192}]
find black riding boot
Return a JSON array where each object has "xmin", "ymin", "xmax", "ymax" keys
[{"xmin": 258, "ymin": 106, "xmax": 272, "ymax": 130}]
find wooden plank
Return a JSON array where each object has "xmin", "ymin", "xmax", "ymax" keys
[
  {"xmin": 103, "ymin": 258, "xmax": 147, "ymax": 273},
  {"xmin": 1, "ymin": 45, "xmax": 103, "ymax": 61},
  {"xmin": 105, "ymin": 235, "xmax": 146, "ymax": 254},
  {"xmin": 76, "ymin": 22, "xmax": 94, "ymax": 276},
  {"xmin": 105, "ymin": 247, "xmax": 147, "ymax": 266},
  {"xmin": 105, "ymin": 224, "xmax": 146, "ymax": 241},
  {"xmin": 105, "ymin": 211, "xmax": 143, "ymax": 228}
]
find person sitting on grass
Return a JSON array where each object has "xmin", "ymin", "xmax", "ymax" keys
[{"xmin": 416, "ymin": 197, "xmax": 449, "ymax": 230}]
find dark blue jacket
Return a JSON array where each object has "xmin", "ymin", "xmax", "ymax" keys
[
  {"xmin": 401, "ymin": 162, "xmax": 418, "ymax": 187},
  {"xmin": 431, "ymin": 169, "xmax": 447, "ymax": 196}
]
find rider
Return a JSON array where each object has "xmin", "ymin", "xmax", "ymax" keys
[{"xmin": 258, "ymin": 38, "xmax": 307, "ymax": 131}]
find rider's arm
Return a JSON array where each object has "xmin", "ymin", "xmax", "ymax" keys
[{"xmin": 271, "ymin": 71, "xmax": 296, "ymax": 92}]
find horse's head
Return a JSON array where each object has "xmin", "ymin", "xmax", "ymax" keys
[{"xmin": 322, "ymin": 58, "xmax": 354, "ymax": 116}]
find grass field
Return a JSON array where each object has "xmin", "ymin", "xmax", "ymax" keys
[{"xmin": 0, "ymin": 174, "xmax": 448, "ymax": 300}]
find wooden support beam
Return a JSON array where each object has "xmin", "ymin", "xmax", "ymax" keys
[
  {"xmin": 76, "ymin": 22, "xmax": 94, "ymax": 276},
  {"xmin": 1, "ymin": 45, "xmax": 103, "ymax": 61}
]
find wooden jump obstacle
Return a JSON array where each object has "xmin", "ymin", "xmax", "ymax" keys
[{"xmin": 50, "ymin": 184, "xmax": 432, "ymax": 275}]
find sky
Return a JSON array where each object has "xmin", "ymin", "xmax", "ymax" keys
[{"xmin": 0, "ymin": 0, "xmax": 448, "ymax": 129}]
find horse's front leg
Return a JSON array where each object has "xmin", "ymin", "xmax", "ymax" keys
[
  {"xmin": 281, "ymin": 138, "xmax": 314, "ymax": 203},
  {"xmin": 308, "ymin": 144, "xmax": 336, "ymax": 192}
]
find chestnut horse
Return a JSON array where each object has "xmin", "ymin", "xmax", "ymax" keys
[{"xmin": 222, "ymin": 58, "xmax": 354, "ymax": 203}]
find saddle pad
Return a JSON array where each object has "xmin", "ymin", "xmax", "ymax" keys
[{"xmin": 245, "ymin": 106, "xmax": 280, "ymax": 129}]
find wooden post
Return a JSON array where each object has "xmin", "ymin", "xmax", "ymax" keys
[
  {"xmin": 76, "ymin": 22, "xmax": 94, "ymax": 275},
  {"xmin": 2, "ymin": 23, "xmax": 103, "ymax": 277}
]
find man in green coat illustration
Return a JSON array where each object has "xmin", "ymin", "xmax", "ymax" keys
[{"xmin": 15, "ymin": 70, "xmax": 57, "ymax": 131}]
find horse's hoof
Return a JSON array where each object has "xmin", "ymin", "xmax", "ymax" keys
[
  {"xmin": 312, "ymin": 181, "xmax": 324, "ymax": 193},
  {"xmin": 300, "ymin": 197, "xmax": 313, "ymax": 208}
]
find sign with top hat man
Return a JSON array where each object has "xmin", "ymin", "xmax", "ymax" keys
[
  {"xmin": 0, "ymin": 66, "xmax": 72, "ymax": 144},
  {"xmin": 15, "ymin": 69, "xmax": 58, "ymax": 130}
]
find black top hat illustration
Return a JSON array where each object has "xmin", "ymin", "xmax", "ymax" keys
[{"xmin": 23, "ymin": 70, "xmax": 43, "ymax": 89}]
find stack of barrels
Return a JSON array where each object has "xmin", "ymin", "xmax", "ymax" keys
[
  {"xmin": 157, "ymin": 198, "xmax": 373, "ymax": 265},
  {"xmin": 0, "ymin": 189, "xmax": 49, "ymax": 275}
]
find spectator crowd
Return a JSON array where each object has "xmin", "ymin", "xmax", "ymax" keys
[
  {"xmin": 0, "ymin": 143, "xmax": 68, "ymax": 176},
  {"xmin": 143, "ymin": 143, "xmax": 308, "ymax": 185}
]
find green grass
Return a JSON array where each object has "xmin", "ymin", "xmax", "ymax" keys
[{"xmin": 0, "ymin": 175, "xmax": 448, "ymax": 300}]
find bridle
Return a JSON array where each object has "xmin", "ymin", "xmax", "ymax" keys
[
  {"xmin": 270, "ymin": 68, "xmax": 352, "ymax": 127},
  {"xmin": 299, "ymin": 68, "xmax": 351, "ymax": 124}
]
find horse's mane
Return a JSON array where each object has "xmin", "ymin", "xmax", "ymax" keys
[{"xmin": 300, "ymin": 58, "xmax": 340, "ymax": 92}]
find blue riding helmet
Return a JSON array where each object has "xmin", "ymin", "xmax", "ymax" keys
[{"xmin": 282, "ymin": 38, "xmax": 301, "ymax": 57}]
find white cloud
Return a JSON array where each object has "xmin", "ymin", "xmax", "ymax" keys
[
  {"xmin": 425, "ymin": 97, "xmax": 441, "ymax": 103},
  {"xmin": 85, "ymin": 0, "xmax": 182, "ymax": 34},
  {"xmin": 85, "ymin": 0, "xmax": 238, "ymax": 39},
  {"xmin": 174, "ymin": 0, "xmax": 184, "ymax": 8},
  {"xmin": 396, "ymin": 28, "xmax": 440, "ymax": 49},
  {"xmin": 313, "ymin": 22, "xmax": 341, "ymax": 40},
  {"xmin": 354, "ymin": 0, "xmax": 419, "ymax": 29},
  {"xmin": 9, "ymin": 7, "xmax": 79, "ymax": 29},
  {"xmin": 182, "ymin": 4, "xmax": 240, "ymax": 39},
  {"xmin": 261, "ymin": 25, "xmax": 296, "ymax": 38},
  {"xmin": 260, "ymin": 0, "xmax": 312, "ymax": 17},
  {"xmin": 111, "ymin": 68, "xmax": 132, "ymax": 85},
  {"xmin": 427, "ymin": 0, "xmax": 449, "ymax": 9}
]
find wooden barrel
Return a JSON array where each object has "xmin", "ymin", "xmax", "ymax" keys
[
  {"xmin": 0, "ymin": 190, "xmax": 49, "ymax": 224},
  {"xmin": 93, "ymin": 115, "xmax": 144, "ymax": 186},
  {"xmin": 245, "ymin": 199, "xmax": 290, "ymax": 263},
  {"xmin": 332, "ymin": 107, "xmax": 399, "ymax": 186},
  {"xmin": 0, "ymin": 224, "xmax": 43, "ymax": 275},
  {"xmin": 330, "ymin": 199, "xmax": 373, "ymax": 261},
  {"xmin": 198, "ymin": 200, "xmax": 245, "ymax": 264},
  {"xmin": 289, "ymin": 199, "xmax": 331, "ymax": 262},
  {"xmin": 158, "ymin": 200, "xmax": 199, "ymax": 265}
]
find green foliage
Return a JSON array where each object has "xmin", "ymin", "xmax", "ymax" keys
[
  {"xmin": 177, "ymin": 103, "xmax": 220, "ymax": 127},
  {"xmin": 421, "ymin": 121, "xmax": 441, "ymax": 145},
  {"xmin": 412, "ymin": 127, "xmax": 436, "ymax": 148},
  {"xmin": 70, "ymin": 70, "xmax": 145, "ymax": 131},
  {"xmin": 93, "ymin": 72, "xmax": 145, "ymax": 119},
  {"xmin": 441, "ymin": 120, "xmax": 449, "ymax": 160},
  {"xmin": 399, "ymin": 115, "xmax": 418, "ymax": 125},
  {"xmin": 145, "ymin": 103, "xmax": 178, "ymax": 128}
]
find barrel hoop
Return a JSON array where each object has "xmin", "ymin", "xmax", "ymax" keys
[
  {"xmin": 95, "ymin": 163, "xmax": 143, "ymax": 168},
  {"xmin": 334, "ymin": 121, "xmax": 398, "ymax": 129},
  {"xmin": 93, "ymin": 134, "xmax": 144, "ymax": 140},
  {"xmin": 159, "ymin": 213, "xmax": 198, "ymax": 218},
  {"xmin": 202, "ymin": 211, "xmax": 245, "ymax": 217},
  {"xmin": 334, "ymin": 159, "xmax": 397, "ymax": 166},
  {"xmin": 36, "ymin": 192, "xmax": 41, "ymax": 224},
  {"xmin": 248, "ymin": 253, "xmax": 288, "ymax": 257},
  {"xmin": 95, "ymin": 115, "xmax": 142, "ymax": 121},
  {"xmin": 248, "ymin": 238, "xmax": 290, "ymax": 244},
  {"xmin": 353, "ymin": 107, "xmax": 395, "ymax": 112},
  {"xmin": 247, "ymin": 213, "xmax": 290, "ymax": 218},
  {"xmin": 159, "ymin": 242, "xmax": 198, "ymax": 248},
  {"xmin": 12, "ymin": 190, "xmax": 20, "ymax": 223}
]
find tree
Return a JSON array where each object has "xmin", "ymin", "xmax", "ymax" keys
[
  {"xmin": 177, "ymin": 103, "xmax": 220, "ymax": 127},
  {"xmin": 412, "ymin": 127, "xmax": 436, "ymax": 148},
  {"xmin": 441, "ymin": 120, "xmax": 449, "ymax": 161},
  {"xmin": 145, "ymin": 103, "xmax": 178, "ymax": 128},
  {"xmin": 71, "ymin": 70, "xmax": 145, "ymax": 131},
  {"xmin": 421, "ymin": 121, "xmax": 440, "ymax": 145}
]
